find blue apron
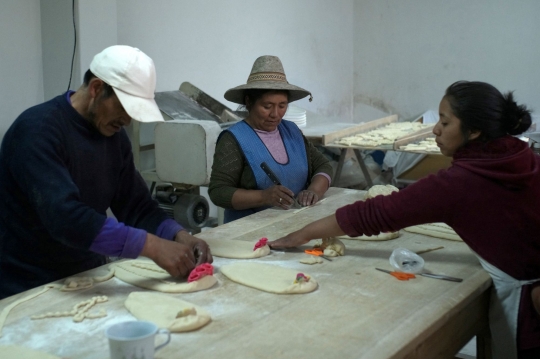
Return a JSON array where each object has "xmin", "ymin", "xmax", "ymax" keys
[{"xmin": 224, "ymin": 120, "xmax": 308, "ymax": 223}]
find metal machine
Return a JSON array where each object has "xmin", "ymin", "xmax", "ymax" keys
[{"xmin": 131, "ymin": 82, "xmax": 243, "ymax": 232}]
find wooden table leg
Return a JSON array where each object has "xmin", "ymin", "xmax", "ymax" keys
[
  {"xmin": 353, "ymin": 149, "xmax": 374, "ymax": 188},
  {"xmin": 333, "ymin": 148, "xmax": 348, "ymax": 187},
  {"xmin": 476, "ymin": 326, "xmax": 492, "ymax": 359}
]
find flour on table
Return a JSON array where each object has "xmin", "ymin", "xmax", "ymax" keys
[
  {"xmin": 404, "ymin": 223, "xmax": 463, "ymax": 241},
  {"xmin": 202, "ymin": 237, "xmax": 270, "ymax": 259},
  {"xmin": 111, "ymin": 259, "xmax": 217, "ymax": 293},
  {"xmin": 292, "ymin": 197, "xmax": 328, "ymax": 214},
  {"xmin": 0, "ymin": 345, "xmax": 61, "ymax": 359},
  {"xmin": 220, "ymin": 262, "xmax": 318, "ymax": 294},
  {"xmin": 125, "ymin": 292, "xmax": 211, "ymax": 332},
  {"xmin": 335, "ymin": 231, "xmax": 400, "ymax": 241}
]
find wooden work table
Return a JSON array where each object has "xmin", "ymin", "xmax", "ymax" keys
[{"xmin": 0, "ymin": 188, "xmax": 492, "ymax": 359}]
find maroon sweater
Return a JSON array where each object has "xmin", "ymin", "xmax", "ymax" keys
[{"xmin": 336, "ymin": 136, "xmax": 540, "ymax": 350}]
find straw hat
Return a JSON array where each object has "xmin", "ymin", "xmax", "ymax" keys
[{"xmin": 224, "ymin": 55, "xmax": 312, "ymax": 104}]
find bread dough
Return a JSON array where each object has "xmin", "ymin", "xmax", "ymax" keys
[
  {"xmin": 125, "ymin": 292, "xmax": 211, "ymax": 332},
  {"xmin": 203, "ymin": 238, "xmax": 270, "ymax": 259},
  {"xmin": 111, "ymin": 259, "xmax": 217, "ymax": 293},
  {"xmin": 365, "ymin": 184, "xmax": 399, "ymax": 199},
  {"xmin": 335, "ymin": 231, "xmax": 400, "ymax": 241},
  {"xmin": 320, "ymin": 237, "xmax": 345, "ymax": 257},
  {"xmin": 220, "ymin": 262, "xmax": 318, "ymax": 294},
  {"xmin": 0, "ymin": 345, "xmax": 61, "ymax": 359},
  {"xmin": 335, "ymin": 122, "xmax": 431, "ymax": 146},
  {"xmin": 404, "ymin": 223, "xmax": 463, "ymax": 241},
  {"xmin": 399, "ymin": 138, "xmax": 440, "ymax": 153},
  {"xmin": 299, "ymin": 255, "xmax": 323, "ymax": 264},
  {"xmin": 31, "ymin": 296, "xmax": 108, "ymax": 322},
  {"xmin": 0, "ymin": 270, "xmax": 114, "ymax": 337}
]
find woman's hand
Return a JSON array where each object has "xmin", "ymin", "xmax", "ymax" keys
[
  {"xmin": 262, "ymin": 185, "xmax": 296, "ymax": 209},
  {"xmin": 296, "ymin": 190, "xmax": 319, "ymax": 206},
  {"xmin": 268, "ymin": 214, "xmax": 345, "ymax": 249},
  {"xmin": 268, "ymin": 231, "xmax": 311, "ymax": 249}
]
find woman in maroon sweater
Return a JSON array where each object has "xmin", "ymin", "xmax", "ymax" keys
[{"xmin": 269, "ymin": 81, "xmax": 540, "ymax": 359}]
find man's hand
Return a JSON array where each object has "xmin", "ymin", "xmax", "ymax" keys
[
  {"xmin": 174, "ymin": 230, "xmax": 213, "ymax": 266},
  {"xmin": 140, "ymin": 232, "xmax": 211, "ymax": 278}
]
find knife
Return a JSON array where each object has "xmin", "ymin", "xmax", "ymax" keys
[
  {"xmin": 419, "ymin": 273, "xmax": 463, "ymax": 282},
  {"xmin": 260, "ymin": 162, "xmax": 282, "ymax": 185},
  {"xmin": 260, "ymin": 162, "xmax": 301, "ymax": 208}
]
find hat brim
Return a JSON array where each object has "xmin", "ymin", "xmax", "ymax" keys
[
  {"xmin": 113, "ymin": 87, "xmax": 164, "ymax": 123},
  {"xmin": 224, "ymin": 82, "xmax": 311, "ymax": 104}
]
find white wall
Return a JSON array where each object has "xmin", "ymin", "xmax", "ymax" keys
[
  {"xmin": 41, "ymin": 0, "xmax": 76, "ymax": 100},
  {"xmin": 115, "ymin": 0, "xmax": 355, "ymax": 122},
  {"xmin": 353, "ymin": 0, "xmax": 540, "ymax": 122},
  {"xmin": 0, "ymin": 1, "xmax": 44, "ymax": 138}
]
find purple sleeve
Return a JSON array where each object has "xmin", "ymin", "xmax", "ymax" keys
[
  {"xmin": 89, "ymin": 217, "xmax": 147, "ymax": 258},
  {"xmin": 155, "ymin": 218, "xmax": 184, "ymax": 240}
]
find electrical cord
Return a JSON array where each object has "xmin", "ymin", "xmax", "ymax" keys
[{"xmin": 66, "ymin": 0, "xmax": 76, "ymax": 91}]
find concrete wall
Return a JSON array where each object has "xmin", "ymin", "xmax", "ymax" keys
[{"xmin": 353, "ymin": 0, "xmax": 540, "ymax": 122}]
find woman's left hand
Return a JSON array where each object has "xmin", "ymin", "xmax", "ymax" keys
[{"xmin": 296, "ymin": 190, "xmax": 319, "ymax": 207}]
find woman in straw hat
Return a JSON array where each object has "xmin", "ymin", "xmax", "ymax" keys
[{"xmin": 208, "ymin": 55, "xmax": 333, "ymax": 223}]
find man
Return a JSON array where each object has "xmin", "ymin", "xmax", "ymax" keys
[{"xmin": 0, "ymin": 45, "xmax": 212, "ymax": 299}]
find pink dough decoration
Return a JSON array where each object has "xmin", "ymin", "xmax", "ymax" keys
[
  {"xmin": 294, "ymin": 273, "xmax": 311, "ymax": 284},
  {"xmin": 187, "ymin": 263, "xmax": 214, "ymax": 283},
  {"xmin": 253, "ymin": 237, "xmax": 268, "ymax": 251}
]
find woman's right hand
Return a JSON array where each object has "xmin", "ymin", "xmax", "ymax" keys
[{"xmin": 262, "ymin": 185, "xmax": 296, "ymax": 209}]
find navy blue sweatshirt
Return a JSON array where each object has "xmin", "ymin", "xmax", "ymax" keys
[{"xmin": 0, "ymin": 93, "xmax": 168, "ymax": 298}]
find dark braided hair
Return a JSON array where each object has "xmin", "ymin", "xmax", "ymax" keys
[{"xmin": 444, "ymin": 81, "xmax": 532, "ymax": 142}]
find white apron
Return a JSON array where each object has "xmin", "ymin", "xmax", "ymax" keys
[{"xmin": 475, "ymin": 254, "xmax": 540, "ymax": 359}]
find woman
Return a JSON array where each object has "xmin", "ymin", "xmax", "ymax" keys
[
  {"xmin": 209, "ymin": 56, "xmax": 332, "ymax": 223},
  {"xmin": 269, "ymin": 81, "xmax": 540, "ymax": 359}
]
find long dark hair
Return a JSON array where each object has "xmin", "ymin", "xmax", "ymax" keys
[{"xmin": 444, "ymin": 81, "xmax": 532, "ymax": 142}]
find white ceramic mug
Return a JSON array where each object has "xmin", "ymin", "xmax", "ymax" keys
[{"xmin": 105, "ymin": 320, "xmax": 171, "ymax": 359}]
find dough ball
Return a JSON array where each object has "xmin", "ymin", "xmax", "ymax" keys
[
  {"xmin": 300, "ymin": 255, "xmax": 323, "ymax": 265},
  {"xmin": 321, "ymin": 237, "xmax": 345, "ymax": 256}
]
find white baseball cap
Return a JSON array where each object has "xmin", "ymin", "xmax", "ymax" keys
[{"xmin": 90, "ymin": 45, "xmax": 163, "ymax": 123}]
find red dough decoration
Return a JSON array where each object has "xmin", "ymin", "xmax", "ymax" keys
[
  {"xmin": 294, "ymin": 273, "xmax": 311, "ymax": 283},
  {"xmin": 187, "ymin": 263, "xmax": 214, "ymax": 283},
  {"xmin": 253, "ymin": 237, "xmax": 268, "ymax": 251}
]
